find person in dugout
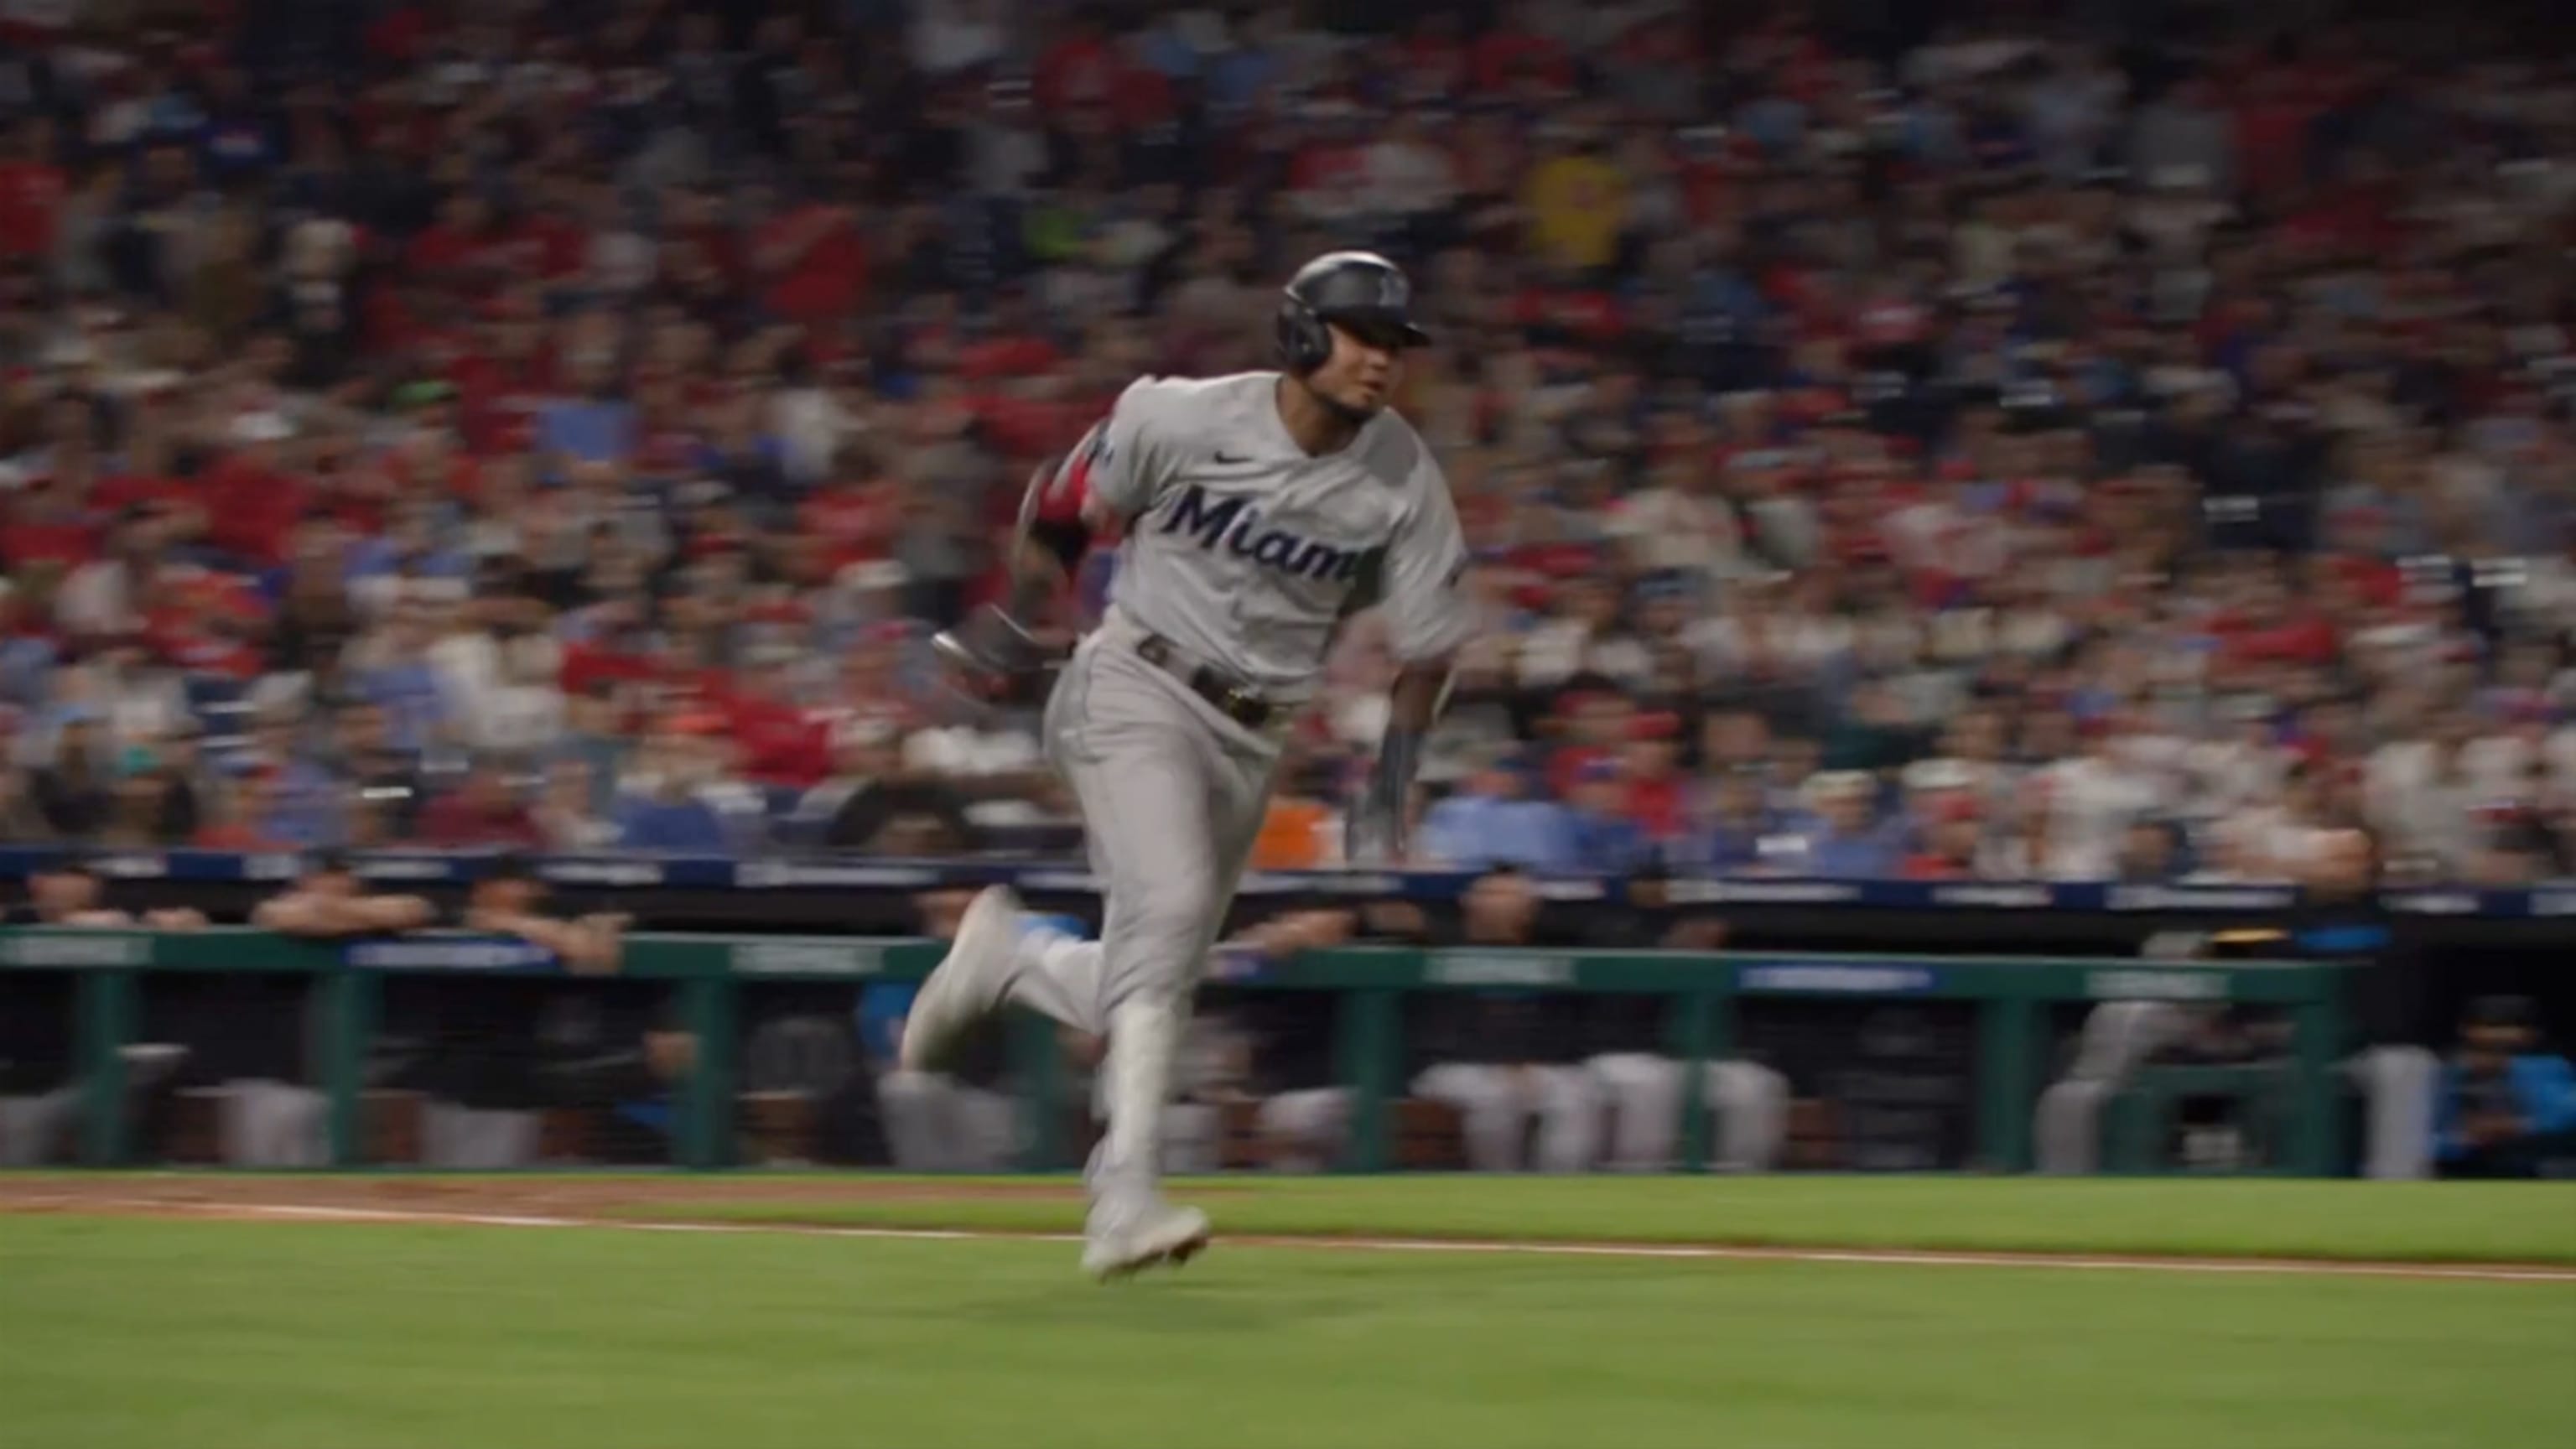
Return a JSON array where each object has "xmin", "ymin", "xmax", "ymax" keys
[
  {"xmin": 369, "ymin": 852, "xmax": 693, "ymax": 1167},
  {"xmin": 0, "ymin": 851, "xmax": 201, "ymax": 1164},
  {"xmin": 1244, "ymin": 866, "xmax": 1787, "ymax": 1173},
  {"xmin": 2035, "ymin": 828, "xmax": 2453, "ymax": 1177},
  {"xmin": 2437, "ymin": 995, "xmax": 2576, "ymax": 1179}
]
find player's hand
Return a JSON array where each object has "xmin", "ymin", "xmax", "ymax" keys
[
  {"xmin": 932, "ymin": 604, "xmax": 1068, "ymax": 704},
  {"xmin": 1343, "ymin": 791, "xmax": 1408, "ymax": 865}
]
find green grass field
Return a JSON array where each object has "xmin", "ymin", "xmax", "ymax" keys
[
  {"xmin": 637, "ymin": 1175, "xmax": 2576, "ymax": 1263},
  {"xmin": 5, "ymin": 1176, "xmax": 2573, "ymax": 1449}
]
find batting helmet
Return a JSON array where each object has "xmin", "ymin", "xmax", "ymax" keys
[{"xmin": 1275, "ymin": 251, "xmax": 1432, "ymax": 375}]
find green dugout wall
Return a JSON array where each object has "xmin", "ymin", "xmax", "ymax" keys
[{"xmin": 0, "ymin": 929, "xmax": 2350, "ymax": 1175}]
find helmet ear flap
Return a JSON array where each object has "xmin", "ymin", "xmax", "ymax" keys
[{"xmin": 1275, "ymin": 295, "xmax": 1332, "ymax": 375}]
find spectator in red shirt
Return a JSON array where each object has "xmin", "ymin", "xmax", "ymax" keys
[
  {"xmin": 417, "ymin": 759, "xmax": 543, "ymax": 849},
  {"xmin": 0, "ymin": 475, "xmax": 100, "ymax": 573},
  {"xmin": 1902, "ymin": 797, "xmax": 1988, "ymax": 880},
  {"xmin": 800, "ymin": 471, "xmax": 897, "ymax": 573},
  {"xmin": 202, "ymin": 440, "xmax": 314, "ymax": 569},
  {"xmin": 1472, "ymin": 0, "xmax": 1573, "ymax": 94},
  {"xmin": 1623, "ymin": 714, "xmax": 1690, "ymax": 844},
  {"xmin": 0, "ymin": 116, "xmax": 66, "ymax": 262},
  {"xmin": 407, "ymin": 191, "xmax": 490, "ymax": 286},
  {"xmin": 726, "ymin": 655, "xmax": 831, "ymax": 792},
  {"xmin": 1034, "ymin": 12, "xmax": 1119, "ymax": 117},
  {"xmin": 753, "ymin": 192, "xmax": 866, "ymax": 323}
]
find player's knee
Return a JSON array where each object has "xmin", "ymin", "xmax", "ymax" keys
[
  {"xmin": 1539, "ymin": 1066, "xmax": 1602, "ymax": 1113},
  {"xmin": 2355, "ymin": 1044, "xmax": 2439, "ymax": 1096},
  {"xmin": 2036, "ymin": 1078, "xmax": 2103, "ymax": 1118},
  {"xmin": 1708, "ymin": 1060, "xmax": 1786, "ymax": 1109},
  {"xmin": 1260, "ymin": 1088, "xmax": 1348, "ymax": 1138},
  {"xmin": 1590, "ymin": 1053, "xmax": 1680, "ymax": 1098},
  {"xmin": 1111, "ymin": 870, "xmax": 1220, "ymax": 962},
  {"xmin": 1411, "ymin": 1063, "xmax": 1481, "ymax": 1103}
]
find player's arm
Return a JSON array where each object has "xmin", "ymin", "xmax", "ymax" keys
[
  {"xmin": 936, "ymin": 381, "xmax": 1174, "ymax": 689},
  {"xmin": 1349, "ymin": 458, "xmax": 1478, "ymax": 864}
]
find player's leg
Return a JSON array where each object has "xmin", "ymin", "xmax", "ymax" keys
[
  {"xmin": 0, "ymin": 1086, "xmax": 81, "ymax": 1166},
  {"xmin": 1707, "ymin": 1060, "xmax": 1790, "ymax": 1171},
  {"xmin": 900, "ymin": 646, "xmax": 1141, "ymax": 1064},
  {"xmin": 2033, "ymin": 1077, "xmax": 2111, "ymax": 1173},
  {"xmin": 1161, "ymin": 1101, "xmax": 1221, "ymax": 1174},
  {"xmin": 875, "ymin": 1067, "xmax": 953, "ymax": 1170},
  {"xmin": 2030, "ymin": 1000, "xmax": 2184, "ymax": 1175},
  {"xmin": 953, "ymin": 1083, "xmax": 1022, "ymax": 1171},
  {"xmin": 1254, "ymin": 1087, "xmax": 1350, "ymax": 1171},
  {"xmin": 1588, "ymin": 1052, "xmax": 1686, "ymax": 1171},
  {"xmin": 1077, "ymin": 737, "xmax": 1215, "ymax": 1147},
  {"xmin": 2345, "ymin": 1044, "xmax": 2440, "ymax": 1181},
  {"xmin": 1080, "ymin": 712, "xmax": 1275, "ymax": 1268},
  {"xmin": 1413, "ymin": 1063, "xmax": 1526, "ymax": 1170},
  {"xmin": 1043, "ymin": 657, "xmax": 1255, "ymax": 1273},
  {"xmin": 1000, "ymin": 917, "xmax": 1106, "ymax": 1031},
  {"xmin": 233, "ymin": 1080, "xmax": 328, "ymax": 1167},
  {"xmin": 1146, "ymin": 738, "xmax": 1277, "ymax": 1175},
  {"xmin": 1530, "ymin": 1064, "xmax": 1606, "ymax": 1173}
]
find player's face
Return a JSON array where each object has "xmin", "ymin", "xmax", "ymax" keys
[{"xmin": 1311, "ymin": 321, "xmax": 1407, "ymax": 415}]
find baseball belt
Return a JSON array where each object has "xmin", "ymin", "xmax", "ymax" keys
[{"xmin": 1134, "ymin": 633, "xmax": 1279, "ymax": 730}]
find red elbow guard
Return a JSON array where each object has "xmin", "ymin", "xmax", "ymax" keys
[{"xmin": 1019, "ymin": 425, "xmax": 1105, "ymax": 572}]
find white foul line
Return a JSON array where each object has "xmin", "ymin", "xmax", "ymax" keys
[{"xmin": 37, "ymin": 1198, "xmax": 2576, "ymax": 1285}]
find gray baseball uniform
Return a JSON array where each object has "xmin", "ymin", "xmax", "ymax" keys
[{"xmin": 1039, "ymin": 371, "xmax": 1475, "ymax": 1022}]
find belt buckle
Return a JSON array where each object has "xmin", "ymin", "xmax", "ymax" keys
[{"xmin": 1222, "ymin": 687, "xmax": 1266, "ymax": 728}]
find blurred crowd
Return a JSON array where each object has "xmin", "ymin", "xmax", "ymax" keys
[{"xmin": 0, "ymin": 0, "xmax": 2573, "ymax": 885}]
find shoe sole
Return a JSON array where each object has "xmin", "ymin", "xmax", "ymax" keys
[
  {"xmin": 898, "ymin": 886, "xmax": 1021, "ymax": 1072},
  {"xmin": 1086, "ymin": 1218, "xmax": 1213, "ymax": 1283}
]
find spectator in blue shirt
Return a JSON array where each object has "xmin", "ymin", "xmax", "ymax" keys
[
  {"xmin": 614, "ymin": 786, "xmax": 731, "ymax": 853},
  {"xmin": 2437, "ymin": 996, "xmax": 2576, "ymax": 1179},
  {"xmin": 252, "ymin": 754, "xmax": 346, "ymax": 849},
  {"xmin": 1696, "ymin": 769, "xmax": 1789, "ymax": 874},
  {"xmin": 1789, "ymin": 771, "xmax": 1904, "ymax": 879},
  {"xmin": 538, "ymin": 392, "xmax": 636, "ymax": 467},
  {"xmin": 353, "ymin": 601, "xmax": 450, "ymax": 754},
  {"xmin": 1420, "ymin": 752, "xmax": 1574, "ymax": 872},
  {"xmin": 610, "ymin": 725, "xmax": 734, "ymax": 853},
  {"xmin": 1563, "ymin": 760, "xmax": 1652, "ymax": 874}
]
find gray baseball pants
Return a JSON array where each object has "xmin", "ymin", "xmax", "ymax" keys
[
  {"xmin": 1005, "ymin": 621, "xmax": 1283, "ymax": 1198},
  {"xmin": 1013, "ymin": 621, "xmax": 1283, "ymax": 1035}
]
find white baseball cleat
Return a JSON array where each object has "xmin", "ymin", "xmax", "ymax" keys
[
  {"xmin": 1083, "ymin": 1198, "xmax": 1213, "ymax": 1282},
  {"xmin": 899, "ymin": 886, "xmax": 1023, "ymax": 1072}
]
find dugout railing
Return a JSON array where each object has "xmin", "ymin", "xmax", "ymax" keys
[{"xmin": 0, "ymin": 929, "xmax": 2350, "ymax": 1175}]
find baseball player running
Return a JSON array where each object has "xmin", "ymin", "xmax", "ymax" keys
[{"xmin": 904, "ymin": 251, "xmax": 1476, "ymax": 1280}]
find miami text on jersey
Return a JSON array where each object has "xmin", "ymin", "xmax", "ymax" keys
[{"xmin": 1159, "ymin": 483, "xmax": 1368, "ymax": 583}]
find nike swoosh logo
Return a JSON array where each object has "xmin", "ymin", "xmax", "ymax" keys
[{"xmin": 1213, "ymin": 451, "xmax": 1256, "ymax": 465}]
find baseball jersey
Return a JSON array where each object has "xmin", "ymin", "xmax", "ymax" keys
[{"xmin": 1067, "ymin": 371, "xmax": 1475, "ymax": 697}]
